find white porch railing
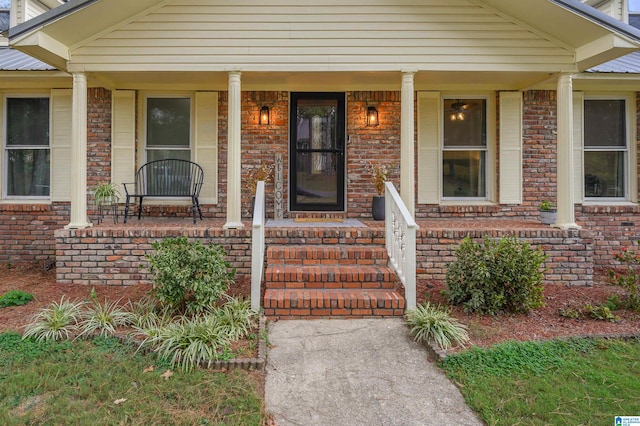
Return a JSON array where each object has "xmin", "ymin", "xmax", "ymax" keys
[
  {"xmin": 250, "ymin": 181, "xmax": 266, "ymax": 312},
  {"xmin": 384, "ymin": 181, "xmax": 419, "ymax": 310}
]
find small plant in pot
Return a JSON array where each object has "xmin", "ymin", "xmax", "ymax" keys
[
  {"xmin": 539, "ymin": 200, "xmax": 557, "ymax": 225},
  {"xmin": 365, "ymin": 161, "xmax": 394, "ymax": 221},
  {"xmin": 93, "ymin": 182, "xmax": 120, "ymax": 206}
]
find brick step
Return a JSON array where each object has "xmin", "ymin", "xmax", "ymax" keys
[
  {"xmin": 264, "ymin": 265, "xmax": 399, "ymax": 289},
  {"xmin": 263, "ymin": 288, "xmax": 405, "ymax": 319},
  {"xmin": 266, "ymin": 245, "xmax": 388, "ymax": 266}
]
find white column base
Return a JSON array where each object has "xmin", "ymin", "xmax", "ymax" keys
[
  {"xmin": 551, "ymin": 222, "xmax": 581, "ymax": 230},
  {"xmin": 223, "ymin": 221, "xmax": 245, "ymax": 229},
  {"xmin": 64, "ymin": 222, "xmax": 93, "ymax": 230}
]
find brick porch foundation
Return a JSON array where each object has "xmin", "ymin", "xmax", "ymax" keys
[{"xmin": 55, "ymin": 218, "xmax": 594, "ymax": 293}]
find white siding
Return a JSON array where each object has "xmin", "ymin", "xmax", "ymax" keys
[
  {"xmin": 499, "ymin": 91, "xmax": 522, "ymax": 204},
  {"xmin": 50, "ymin": 89, "xmax": 72, "ymax": 202},
  {"xmin": 194, "ymin": 91, "xmax": 218, "ymax": 204},
  {"xmin": 25, "ymin": 0, "xmax": 47, "ymax": 21},
  {"xmin": 111, "ymin": 90, "xmax": 136, "ymax": 198},
  {"xmin": 417, "ymin": 92, "xmax": 440, "ymax": 204},
  {"xmin": 70, "ymin": 0, "xmax": 574, "ymax": 72}
]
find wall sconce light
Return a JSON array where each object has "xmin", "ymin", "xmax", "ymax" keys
[
  {"xmin": 366, "ymin": 105, "xmax": 379, "ymax": 127},
  {"xmin": 259, "ymin": 105, "xmax": 270, "ymax": 125}
]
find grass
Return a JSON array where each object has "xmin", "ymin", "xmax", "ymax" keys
[
  {"xmin": 0, "ymin": 332, "xmax": 265, "ymax": 425},
  {"xmin": 439, "ymin": 337, "xmax": 640, "ymax": 425}
]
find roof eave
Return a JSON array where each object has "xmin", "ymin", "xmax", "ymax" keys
[
  {"xmin": 576, "ymin": 34, "xmax": 640, "ymax": 70},
  {"xmin": 550, "ymin": 0, "xmax": 640, "ymax": 44},
  {"xmin": 7, "ymin": 0, "xmax": 97, "ymax": 41}
]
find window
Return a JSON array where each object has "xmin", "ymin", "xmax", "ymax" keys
[
  {"xmin": 0, "ymin": 0, "xmax": 9, "ymax": 33},
  {"xmin": 630, "ymin": 0, "xmax": 640, "ymax": 29},
  {"xmin": 144, "ymin": 96, "xmax": 192, "ymax": 162},
  {"xmin": 442, "ymin": 98, "xmax": 487, "ymax": 199},
  {"xmin": 4, "ymin": 97, "xmax": 50, "ymax": 198},
  {"xmin": 583, "ymin": 98, "xmax": 629, "ymax": 199}
]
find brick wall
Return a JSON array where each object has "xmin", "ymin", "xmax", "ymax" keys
[
  {"xmin": 55, "ymin": 223, "xmax": 593, "ymax": 287},
  {"xmin": 416, "ymin": 227, "xmax": 593, "ymax": 286},
  {"xmin": 55, "ymin": 226, "xmax": 253, "ymax": 285},
  {"xmin": 346, "ymin": 91, "xmax": 401, "ymax": 217},
  {"xmin": 0, "ymin": 203, "xmax": 68, "ymax": 263}
]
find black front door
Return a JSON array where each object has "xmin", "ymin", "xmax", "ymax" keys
[{"xmin": 290, "ymin": 92, "xmax": 345, "ymax": 211}]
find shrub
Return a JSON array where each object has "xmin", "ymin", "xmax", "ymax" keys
[
  {"xmin": 405, "ymin": 302, "xmax": 469, "ymax": 350},
  {"xmin": 0, "ymin": 290, "xmax": 34, "ymax": 307},
  {"xmin": 608, "ymin": 242, "xmax": 640, "ymax": 311},
  {"xmin": 146, "ymin": 237, "xmax": 236, "ymax": 315},
  {"xmin": 445, "ymin": 236, "xmax": 547, "ymax": 315},
  {"xmin": 22, "ymin": 297, "xmax": 84, "ymax": 342},
  {"xmin": 558, "ymin": 304, "xmax": 619, "ymax": 322}
]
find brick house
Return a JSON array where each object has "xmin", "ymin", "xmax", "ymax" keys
[{"xmin": 2, "ymin": 0, "xmax": 640, "ymax": 316}]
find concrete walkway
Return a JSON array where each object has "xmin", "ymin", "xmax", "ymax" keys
[{"xmin": 265, "ymin": 319, "xmax": 482, "ymax": 426}]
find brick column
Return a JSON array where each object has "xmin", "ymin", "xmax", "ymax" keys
[
  {"xmin": 65, "ymin": 72, "xmax": 91, "ymax": 229},
  {"xmin": 554, "ymin": 73, "xmax": 580, "ymax": 230}
]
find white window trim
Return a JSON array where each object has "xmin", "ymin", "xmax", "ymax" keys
[
  {"xmin": 138, "ymin": 92, "xmax": 194, "ymax": 166},
  {"xmin": 581, "ymin": 93, "xmax": 637, "ymax": 204},
  {"xmin": 138, "ymin": 92, "xmax": 195, "ymax": 204},
  {"xmin": 440, "ymin": 93, "xmax": 496, "ymax": 203},
  {"xmin": 2, "ymin": 92, "xmax": 51, "ymax": 201}
]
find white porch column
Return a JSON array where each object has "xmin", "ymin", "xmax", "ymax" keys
[
  {"xmin": 65, "ymin": 72, "xmax": 91, "ymax": 229},
  {"xmin": 554, "ymin": 74, "xmax": 580, "ymax": 230},
  {"xmin": 400, "ymin": 71, "xmax": 416, "ymax": 216},
  {"xmin": 224, "ymin": 71, "xmax": 244, "ymax": 229}
]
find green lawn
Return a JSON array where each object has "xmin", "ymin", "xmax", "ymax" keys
[
  {"xmin": 0, "ymin": 332, "xmax": 265, "ymax": 425},
  {"xmin": 440, "ymin": 338, "xmax": 640, "ymax": 426}
]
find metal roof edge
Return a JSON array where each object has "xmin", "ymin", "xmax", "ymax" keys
[
  {"xmin": 8, "ymin": 0, "xmax": 98, "ymax": 41},
  {"xmin": 550, "ymin": 0, "xmax": 640, "ymax": 43}
]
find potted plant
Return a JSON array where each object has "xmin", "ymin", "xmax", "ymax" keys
[
  {"xmin": 94, "ymin": 182, "xmax": 120, "ymax": 206},
  {"xmin": 93, "ymin": 182, "xmax": 121, "ymax": 223},
  {"xmin": 539, "ymin": 200, "xmax": 557, "ymax": 225},
  {"xmin": 245, "ymin": 162, "xmax": 274, "ymax": 211},
  {"xmin": 366, "ymin": 162, "xmax": 394, "ymax": 221}
]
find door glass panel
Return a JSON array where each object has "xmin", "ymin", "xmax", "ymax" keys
[{"xmin": 295, "ymin": 152, "xmax": 338, "ymax": 205}]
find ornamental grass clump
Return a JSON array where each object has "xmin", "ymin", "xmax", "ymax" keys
[
  {"xmin": 405, "ymin": 302, "xmax": 470, "ymax": 350},
  {"xmin": 445, "ymin": 236, "xmax": 547, "ymax": 315},
  {"xmin": 77, "ymin": 298, "xmax": 135, "ymax": 338},
  {"xmin": 22, "ymin": 297, "xmax": 84, "ymax": 342},
  {"xmin": 137, "ymin": 299, "xmax": 256, "ymax": 372},
  {"xmin": 146, "ymin": 237, "xmax": 236, "ymax": 315}
]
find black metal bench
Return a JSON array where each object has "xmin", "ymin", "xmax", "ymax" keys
[{"xmin": 123, "ymin": 159, "xmax": 204, "ymax": 224}]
